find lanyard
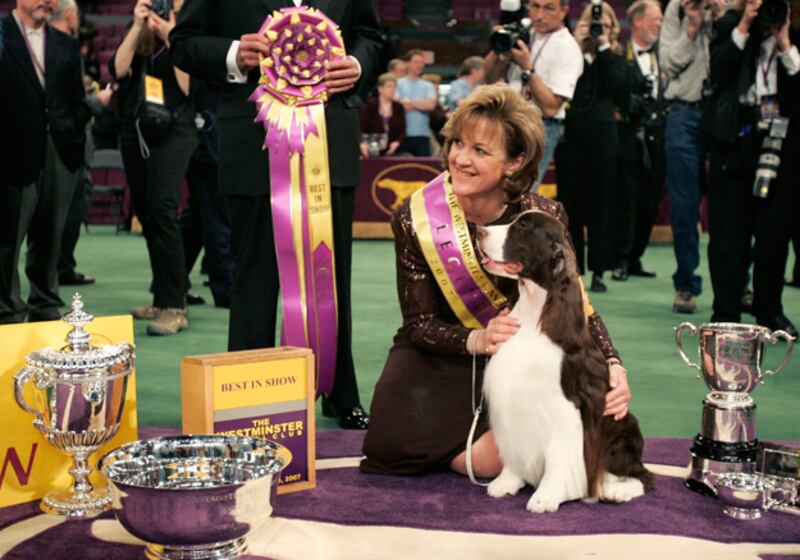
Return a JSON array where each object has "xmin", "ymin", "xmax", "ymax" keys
[
  {"xmin": 760, "ymin": 42, "xmax": 778, "ymax": 91},
  {"xmin": 530, "ymin": 32, "xmax": 554, "ymax": 69},
  {"xmin": 19, "ymin": 20, "xmax": 45, "ymax": 82},
  {"xmin": 151, "ymin": 44, "xmax": 167, "ymax": 65}
]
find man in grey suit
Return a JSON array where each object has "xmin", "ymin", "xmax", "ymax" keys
[{"xmin": 170, "ymin": 0, "xmax": 382, "ymax": 428}]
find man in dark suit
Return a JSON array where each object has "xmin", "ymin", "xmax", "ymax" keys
[
  {"xmin": 0, "ymin": 0, "xmax": 89, "ymax": 324},
  {"xmin": 613, "ymin": 0, "xmax": 666, "ymax": 282},
  {"xmin": 169, "ymin": 0, "xmax": 382, "ymax": 428},
  {"xmin": 703, "ymin": 0, "xmax": 800, "ymax": 336}
]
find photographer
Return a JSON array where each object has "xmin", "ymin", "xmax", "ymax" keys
[
  {"xmin": 112, "ymin": 0, "xmax": 198, "ymax": 335},
  {"xmin": 484, "ymin": 0, "xmax": 583, "ymax": 186},
  {"xmin": 703, "ymin": 0, "xmax": 800, "ymax": 336},
  {"xmin": 555, "ymin": 1, "xmax": 628, "ymax": 293},
  {"xmin": 612, "ymin": 0, "xmax": 666, "ymax": 282},
  {"xmin": 659, "ymin": 0, "xmax": 722, "ymax": 313}
]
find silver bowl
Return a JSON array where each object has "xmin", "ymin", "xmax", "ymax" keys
[
  {"xmin": 714, "ymin": 472, "xmax": 770, "ymax": 520},
  {"xmin": 98, "ymin": 435, "xmax": 292, "ymax": 560}
]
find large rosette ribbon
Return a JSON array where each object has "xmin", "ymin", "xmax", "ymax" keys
[{"xmin": 249, "ymin": 7, "xmax": 345, "ymax": 398}]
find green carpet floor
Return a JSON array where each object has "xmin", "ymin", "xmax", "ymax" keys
[{"xmin": 29, "ymin": 226, "xmax": 800, "ymax": 440}]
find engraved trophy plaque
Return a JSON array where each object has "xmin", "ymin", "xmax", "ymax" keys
[
  {"xmin": 13, "ymin": 294, "xmax": 135, "ymax": 517},
  {"xmin": 675, "ymin": 322, "xmax": 793, "ymax": 496}
]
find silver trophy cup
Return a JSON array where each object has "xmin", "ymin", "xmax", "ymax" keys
[
  {"xmin": 675, "ymin": 322, "xmax": 793, "ymax": 495},
  {"xmin": 13, "ymin": 294, "xmax": 135, "ymax": 517},
  {"xmin": 99, "ymin": 435, "xmax": 292, "ymax": 560}
]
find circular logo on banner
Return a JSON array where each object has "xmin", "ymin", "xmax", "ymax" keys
[{"xmin": 371, "ymin": 162, "xmax": 444, "ymax": 217}]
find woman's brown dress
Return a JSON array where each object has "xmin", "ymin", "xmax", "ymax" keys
[{"xmin": 360, "ymin": 192, "xmax": 621, "ymax": 475}]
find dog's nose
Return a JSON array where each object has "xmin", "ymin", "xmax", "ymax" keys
[{"xmin": 476, "ymin": 227, "xmax": 488, "ymax": 240}]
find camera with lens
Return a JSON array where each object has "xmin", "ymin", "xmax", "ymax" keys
[
  {"xmin": 590, "ymin": 0, "xmax": 604, "ymax": 38},
  {"xmin": 489, "ymin": 20, "xmax": 532, "ymax": 54},
  {"xmin": 149, "ymin": 0, "xmax": 173, "ymax": 19},
  {"xmin": 753, "ymin": 117, "xmax": 789, "ymax": 199},
  {"xmin": 627, "ymin": 74, "xmax": 660, "ymax": 124},
  {"xmin": 757, "ymin": 0, "xmax": 788, "ymax": 26}
]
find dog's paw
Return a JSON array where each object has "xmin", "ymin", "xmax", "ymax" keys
[
  {"xmin": 526, "ymin": 491, "xmax": 563, "ymax": 513},
  {"xmin": 487, "ymin": 471, "xmax": 525, "ymax": 498},
  {"xmin": 600, "ymin": 477, "xmax": 645, "ymax": 503}
]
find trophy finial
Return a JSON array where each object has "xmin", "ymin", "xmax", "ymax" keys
[{"xmin": 64, "ymin": 292, "xmax": 94, "ymax": 352}]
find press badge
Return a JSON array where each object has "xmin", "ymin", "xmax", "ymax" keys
[
  {"xmin": 145, "ymin": 75, "xmax": 165, "ymax": 105},
  {"xmin": 759, "ymin": 95, "xmax": 780, "ymax": 124}
]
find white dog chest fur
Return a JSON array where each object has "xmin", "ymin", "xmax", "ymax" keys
[{"xmin": 483, "ymin": 280, "xmax": 589, "ymax": 512}]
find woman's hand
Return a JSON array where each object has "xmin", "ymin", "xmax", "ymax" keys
[
  {"xmin": 773, "ymin": 10, "xmax": 792, "ymax": 52},
  {"xmin": 574, "ymin": 21, "xmax": 590, "ymax": 43},
  {"xmin": 133, "ymin": 0, "xmax": 151, "ymax": 28},
  {"xmin": 468, "ymin": 308, "xmax": 521, "ymax": 355},
  {"xmin": 738, "ymin": 0, "xmax": 763, "ymax": 34},
  {"xmin": 387, "ymin": 140, "xmax": 400, "ymax": 155},
  {"xmin": 359, "ymin": 142, "xmax": 369, "ymax": 158},
  {"xmin": 147, "ymin": 9, "xmax": 176, "ymax": 44},
  {"xmin": 604, "ymin": 361, "xmax": 630, "ymax": 420}
]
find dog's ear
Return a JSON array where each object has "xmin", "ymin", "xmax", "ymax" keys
[
  {"xmin": 501, "ymin": 261, "xmax": 524, "ymax": 275},
  {"xmin": 551, "ymin": 244, "xmax": 566, "ymax": 276}
]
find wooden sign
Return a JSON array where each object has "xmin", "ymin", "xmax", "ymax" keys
[
  {"xmin": 181, "ymin": 347, "xmax": 315, "ymax": 494},
  {"xmin": 0, "ymin": 316, "xmax": 138, "ymax": 508}
]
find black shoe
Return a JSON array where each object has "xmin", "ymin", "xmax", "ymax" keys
[
  {"xmin": 611, "ymin": 266, "xmax": 628, "ymax": 282},
  {"xmin": 627, "ymin": 266, "xmax": 657, "ymax": 278},
  {"xmin": 786, "ymin": 277, "xmax": 800, "ymax": 288},
  {"xmin": 740, "ymin": 289, "xmax": 754, "ymax": 315},
  {"xmin": 59, "ymin": 271, "xmax": 96, "ymax": 285},
  {"xmin": 186, "ymin": 293, "xmax": 206, "ymax": 305},
  {"xmin": 757, "ymin": 315, "xmax": 799, "ymax": 339},
  {"xmin": 27, "ymin": 309, "xmax": 62, "ymax": 322},
  {"xmin": 322, "ymin": 400, "xmax": 369, "ymax": 430},
  {"xmin": 590, "ymin": 274, "xmax": 607, "ymax": 293}
]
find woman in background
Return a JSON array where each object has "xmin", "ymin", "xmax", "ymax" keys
[
  {"xmin": 360, "ymin": 72, "xmax": 406, "ymax": 157},
  {"xmin": 111, "ymin": 0, "xmax": 197, "ymax": 335},
  {"xmin": 555, "ymin": 2, "xmax": 628, "ymax": 293}
]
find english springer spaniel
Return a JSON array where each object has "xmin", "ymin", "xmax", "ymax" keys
[{"xmin": 477, "ymin": 210, "xmax": 654, "ymax": 513}]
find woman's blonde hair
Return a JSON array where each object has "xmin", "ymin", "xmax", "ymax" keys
[
  {"xmin": 377, "ymin": 72, "xmax": 398, "ymax": 87},
  {"xmin": 441, "ymin": 84, "xmax": 544, "ymax": 202},
  {"xmin": 578, "ymin": 1, "xmax": 622, "ymax": 55}
]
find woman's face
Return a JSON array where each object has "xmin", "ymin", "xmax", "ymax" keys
[
  {"xmin": 448, "ymin": 117, "xmax": 521, "ymax": 199},
  {"xmin": 378, "ymin": 80, "xmax": 397, "ymax": 99}
]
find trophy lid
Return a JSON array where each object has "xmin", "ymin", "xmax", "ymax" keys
[{"xmin": 25, "ymin": 293, "xmax": 134, "ymax": 375}]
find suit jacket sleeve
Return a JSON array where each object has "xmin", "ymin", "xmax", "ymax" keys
[
  {"xmin": 596, "ymin": 49, "xmax": 629, "ymax": 111},
  {"xmin": 345, "ymin": 0, "xmax": 383, "ymax": 93},
  {"xmin": 709, "ymin": 10, "xmax": 745, "ymax": 88},
  {"xmin": 169, "ymin": 0, "xmax": 234, "ymax": 83}
]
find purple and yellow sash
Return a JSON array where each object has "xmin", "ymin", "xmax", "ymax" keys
[
  {"xmin": 409, "ymin": 173, "xmax": 508, "ymax": 328},
  {"xmin": 249, "ymin": 7, "xmax": 344, "ymax": 397}
]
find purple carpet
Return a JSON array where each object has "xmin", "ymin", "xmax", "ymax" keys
[{"xmin": 1, "ymin": 428, "xmax": 798, "ymax": 559}]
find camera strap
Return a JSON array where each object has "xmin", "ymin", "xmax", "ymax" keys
[
  {"xmin": 530, "ymin": 32, "xmax": 553, "ymax": 69},
  {"xmin": 759, "ymin": 42, "xmax": 779, "ymax": 93}
]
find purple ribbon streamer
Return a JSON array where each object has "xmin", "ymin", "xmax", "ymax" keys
[{"xmin": 269, "ymin": 148, "xmax": 308, "ymax": 348}]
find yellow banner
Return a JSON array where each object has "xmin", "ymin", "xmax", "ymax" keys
[
  {"xmin": 0, "ymin": 316, "xmax": 138, "ymax": 508},
  {"xmin": 212, "ymin": 358, "xmax": 308, "ymax": 410}
]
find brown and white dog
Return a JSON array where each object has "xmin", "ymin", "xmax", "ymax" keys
[{"xmin": 477, "ymin": 210, "xmax": 654, "ymax": 513}]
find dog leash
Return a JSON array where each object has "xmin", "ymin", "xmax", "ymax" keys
[{"xmin": 466, "ymin": 349, "xmax": 490, "ymax": 487}]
